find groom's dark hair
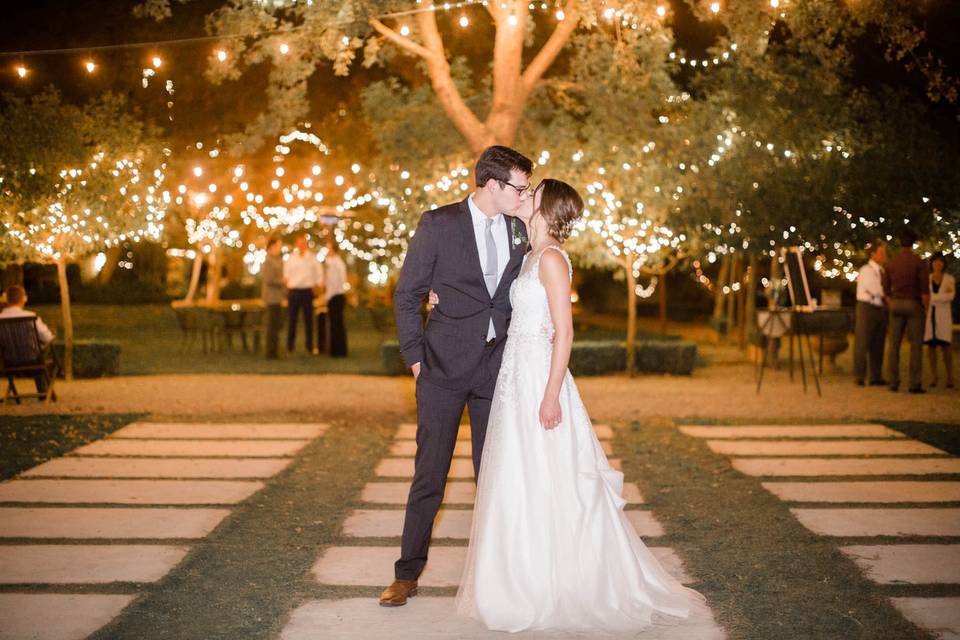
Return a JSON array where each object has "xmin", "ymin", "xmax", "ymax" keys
[{"xmin": 475, "ymin": 145, "xmax": 533, "ymax": 188}]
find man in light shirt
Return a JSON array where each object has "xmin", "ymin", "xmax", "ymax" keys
[
  {"xmin": 283, "ymin": 234, "xmax": 323, "ymax": 354},
  {"xmin": 853, "ymin": 240, "xmax": 887, "ymax": 386},
  {"xmin": 323, "ymin": 241, "xmax": 350, "ymax": 357},
  {"xmin": 0, "ymin": 285, "xmax": 55, "ymax": 396},
  {"xmin": 0, "ymin": 285, "xmax": 54, "ymax": 344}
]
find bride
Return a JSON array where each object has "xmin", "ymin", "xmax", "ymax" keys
[{"xmin": 453, "ymin": 178, "xmax": 707, "ymax": 632}]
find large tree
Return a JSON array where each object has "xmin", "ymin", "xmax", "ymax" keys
[{"xmin": 0, "ymin": 89, "xmax": 167, "ymax": 378}]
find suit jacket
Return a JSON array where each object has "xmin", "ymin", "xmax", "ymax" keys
[{"xmin": 394, "ymin": 197, "xmax": 527, "ymax": 390}]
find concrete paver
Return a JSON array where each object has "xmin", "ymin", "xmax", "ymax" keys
[
  {"xmin": 0, "ymin": 593, "xmax": 135, "ymax": 640},
  {"xmin": 0, "ymin": 545, "xmax": 189, "ymax": 584},
  {"xmin": 0, "ymin": 479, "xmax": 265, "ymax": 505},
  {"xmin": 841, "ymin": 545, "xmax": 960, "ymax": 585},
  {"xmin": 0, "ymin": 507, "xmax": 231, "ymax": 539}
]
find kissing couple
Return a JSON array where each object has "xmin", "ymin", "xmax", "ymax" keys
[{"xmin": 382, "ymin": 145, "xmax": 707, "ymax": 632}]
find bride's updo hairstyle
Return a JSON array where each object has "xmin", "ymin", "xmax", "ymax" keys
[{"xmin": 536, "ymin": 179, "xmax": 584, "ymax": 243}]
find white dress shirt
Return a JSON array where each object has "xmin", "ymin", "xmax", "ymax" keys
[
  {"xmin": 468, "ymin": 194, "xmax": 510, "ymax": 339},
  {"xmin": 323, "ymin": 254, "xmax": 348, "ymax": 303},
  {"xmin": 0, "ymin": 306, "xmax": 54, "ymax": 344},
  {"xmin": 283, "ymin": 250, "xmax": 323, "ymax": 289},
  {"xmin": 856, "ymin": 260, "xmax": 885, "ymax": 307}
]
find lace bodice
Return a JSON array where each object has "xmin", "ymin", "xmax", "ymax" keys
[{"xmin": 507, "ymin": 245, "xmax": 573, "ymax": 343}]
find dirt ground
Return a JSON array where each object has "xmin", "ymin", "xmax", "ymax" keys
[{"xmin": 4, "ymin": 363, "xmax": 956, "ymax": 424}]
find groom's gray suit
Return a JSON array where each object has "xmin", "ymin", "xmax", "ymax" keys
[{"xmin": 393, "ymin": 196, "xmax": 526, "ymax": 581}]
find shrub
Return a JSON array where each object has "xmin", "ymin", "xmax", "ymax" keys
[
  {"xmin": 380, "ymin": 339, "xmax": 698, "ymax": 376},
  {"xmin": 52, "ymin": 340, "xmax": 121, "ymax": 378}
]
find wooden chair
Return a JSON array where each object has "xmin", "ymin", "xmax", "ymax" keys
[{"xmin": 0, "ymin": 316, "xmax": 59, "ymax": 404}]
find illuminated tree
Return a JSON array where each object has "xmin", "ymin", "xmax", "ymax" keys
[{"xmin": 0, "ymin": 89, "xmax": 168, "ymax": 378}]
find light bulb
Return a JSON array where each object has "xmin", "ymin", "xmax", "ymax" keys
[
  {"xmin": 459, "ymin": 15, "xmax": 469, "ymax": 27},
  {"xmin": 555, "ymin": 8, "xmax": 564, "ymax": 20},
  {"xmin": 84, "ymin": 60, "xmax": 96, "ymax": 73},
  {"xmin": 16, "ymin": 65, "xmax": 27, "ymax": 78},
  {"xmin": 193, "ymin": 166, "xmax": 203, "ymax": 177},
  {"xmin": 709, "ymin": 2, "xmax": 720, "ymax": 13},
  {"xmin": 279, "ymin": 43, "xmax": 290, "ymax": 55},
  {"xmin": 656, "ymin": 5, "xmax": 666, "ymax": 16},
  {"xmin": 400, "ymin": 25, "xmax": 410, "ymax": 36},
  {"xmin": 216, "ymin": 49, "xmax": 227, "ymax": 62},
  {"xmin": 151, "ymin": 56, "xmax": 162, "ymax": 68}
]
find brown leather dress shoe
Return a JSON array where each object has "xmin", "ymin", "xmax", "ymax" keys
[{"xmin": 379, "ymin": 579, "xmax": 418, "ymax": 607}]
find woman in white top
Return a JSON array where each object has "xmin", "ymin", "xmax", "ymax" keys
[{"xmin": 924, "ymin": 252, "xmax": 955, "ymax": 388}]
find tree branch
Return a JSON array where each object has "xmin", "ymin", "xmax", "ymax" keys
[
  {"xmin": 521, "ymin": 5, "xmax": 578, "ymax": 96},
  {"xmin": 416, "ymin": 5, "xmax": 491, "ymax": 153},
  {"xmin": 369, "ymin": 19, "xmax": 433, "ymax": 60}
]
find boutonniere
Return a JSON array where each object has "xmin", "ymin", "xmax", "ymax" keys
[{"xmin": 510, "ymin": 219, "xmax": 527, "ymax": 248}]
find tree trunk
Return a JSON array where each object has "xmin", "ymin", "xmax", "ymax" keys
[
  {"xmin": 56, "ymin": 256, "xmax": 74, "ymax": 381},
  {"xmin": 712, "ymin": 255, "xmax": 731, "ymax": 340},
  {"xmin": 737, "ymin": 263, "xmax": 747, "ymax": 351},
  {"xmin": 745, "ymin": 252, "xmax": 759, "ymax": 337},
  {"xmin": 205, "ymin": 246, "xmax": 221, "ymax": 305},
  {"xmin": 96, "ymin": 245, "xmax": 123, "ymax": 286},
  {"xmin": 725, "ymin": 255, "xmax": 740, "ymax": 340},
  {"xmin": 184, "ymin": 251, "xmax": 203, "ymax": 302},
  {"xmin": 658, "ymin": 271, "xmax": 668, "ymax": 335},
  {"xmin": 371, "ymin": 0, "xmax": 578, "ymax": 155},
  {"xmin": 625, "ymin": 261, "xmax": 637, "ymax": 377}
]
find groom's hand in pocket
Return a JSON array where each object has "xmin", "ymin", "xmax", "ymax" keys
[{"xmin": 411, "ymin": 362, "xmax": 421, "ymax": 381}]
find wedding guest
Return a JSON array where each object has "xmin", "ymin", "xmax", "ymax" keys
[
  {"xmin": 283, "ymin": 233, "xmax": 322, "ymax": 354},
  {"xmin": 323, "ymin": 241, "xmax": 349, "ymax": 357},
  {"xmin": 924, "ymin": 252, "xmax": 955, "ymax": 388},
  {"xmin": 261, "ymin": 236, "xmax": 285, "ymax": 359},
  {"xmin": 853, "ymin": 240, "xmax": 888, "ymax": 386},
  {"xmin": 0, "ymin": 285, "xmax": 55, "ymax": 396},
  {"xmin": 883, "ymin": 230, "xmax": 929, "ymax": 393}
]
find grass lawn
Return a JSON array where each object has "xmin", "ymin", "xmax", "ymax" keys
[
  {"xmin": 0, "ymin": 413, "xmax": 141, "ymax": 480},
  {"xmin": 31, "ymin": 303, "xmax": 658, "ymax": 376}
]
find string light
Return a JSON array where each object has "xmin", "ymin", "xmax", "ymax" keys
[
  {"xmin": 279, "ymin": 42, "xmax": 290, "ymax": 55},
  {"xmin": 84, "ymin": 60, "xmax": 96, "ymax": 73},
  {"xmin": 709, "ymin": 2, "xmax": 721, "ymax": 14},
  {"xmin": 15, "ymin": 65, "xmax": 27, "ymax": 78},
  {"xmin": 216, "ymin": 49, "xmax": 227, "ymax": 62},
  {"xmin": 459, "ymin": 14, "xmax": 470, "ymax": 27}
]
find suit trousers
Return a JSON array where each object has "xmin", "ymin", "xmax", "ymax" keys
[
  {"xmin": 853, "ymin": 301, "xmax": 887, "ymax": 383},
  {"xmin": 887, "ymin": 298, "xmax": 924, "ymax": 389},
  {"xmin": 395, "ymin": 355, "xmax": 497, "ymax": 581},
  {"xmin": 265, "ymin": 304, "xmax": 283, "ymax": 359},
  {"xmin": 327, "ymin": 294, "xmax": 348, "ymax": 357},
  {"xmin": 287, "ymin": 288, "xmax": 314, "ymax": 353}
]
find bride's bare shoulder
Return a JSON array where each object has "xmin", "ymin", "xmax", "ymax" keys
[{"xmin": 538, "ymin": 248, "xmax": 571, "ymax": 284}]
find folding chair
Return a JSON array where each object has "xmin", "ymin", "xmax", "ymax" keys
[{"xmin": 0, "ymin": 316, "xmax": 60, "ymax": 404}]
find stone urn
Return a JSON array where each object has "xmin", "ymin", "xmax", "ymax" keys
[{"xmin": 814, "ymin": 334, "xmax": 849, "ymax": 374}]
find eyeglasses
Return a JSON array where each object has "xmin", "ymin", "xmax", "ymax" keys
[{"xmin": 500, "ymin": 179, "xmax": 531, "ymax": 196}]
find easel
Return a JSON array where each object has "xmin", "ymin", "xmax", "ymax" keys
[{"xmin": 755, "ymin": 247, "xmax": 822, "ymax": 396}]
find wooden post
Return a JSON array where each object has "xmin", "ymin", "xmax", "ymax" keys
[{"xmin": 55, "ymin": 255, "xmax": 74, "ymax": 381}]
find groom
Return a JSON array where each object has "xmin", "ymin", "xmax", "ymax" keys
[{"xmin": 380, "ymin": 146, "xmax": 533, "ymax": 606}]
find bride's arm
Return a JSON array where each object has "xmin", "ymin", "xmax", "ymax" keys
[{"xmin": 539, "ymin": 250, "xmax": 574, "ymax": 430}]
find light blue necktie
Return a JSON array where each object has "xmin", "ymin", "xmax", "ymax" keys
[{"xmin": 484, "ymin": 218, "xmax": 498, "ymax": 297}]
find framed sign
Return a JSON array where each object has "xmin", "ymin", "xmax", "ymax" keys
[{"xmin": 782, "ymin": 246, "xmax": 813, "ymax": 310}]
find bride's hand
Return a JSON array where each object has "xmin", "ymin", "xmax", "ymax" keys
[
  {"xmin": 427, "ymin": 289, "xmax": 439, "ymax": 309},
  {"xmin": 539, "ymin": 396, "xmax": 561, "ymax": 430}
]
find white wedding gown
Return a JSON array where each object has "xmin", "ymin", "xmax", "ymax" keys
[{"xmin": 456, "ymin": 245, "xmax": 707, "ymax": 633}]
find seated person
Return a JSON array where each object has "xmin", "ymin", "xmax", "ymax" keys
[
  {"xmin": 0, "ymin": 285, "xmax": 54, "ymax": 344},
  {"xmin": 0, "ymin": 285, "xmax": 55, "ymax": 396}
]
